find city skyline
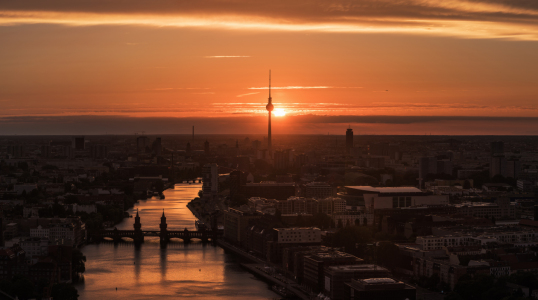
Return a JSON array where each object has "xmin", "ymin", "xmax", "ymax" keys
[{"xmin": 1, "ymin": 1, "xmax": 538, "ymax": 135}]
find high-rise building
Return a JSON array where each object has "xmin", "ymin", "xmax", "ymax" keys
[
  {"xmin": 152, "ymin": 137, "xmax": 162, "ymax": 156},
  {"xmin": 72, "ymin": 136, "xmax": 85, "ymax": 150},
  {"xmin": 202, "ymin": 163, "xmax": 219, "ymax": 199},
  {"xmin": 490, "ymin": 155, "xmax": 507, "ymax": 178},
  {"xmin": 491, "ymin": 141, "xmax": 504, "ymax": 156},
  {"xmin": 274, "ymin": 149, "xmax": 291, "ymax": 170},
  {"xmin": 186, "ymin": 142, "xmax": 191, "ymax": 154},
  {"xmin": 419, "ymin": 156, "xmax": 438, "ymax": 186},
  {"xmin": 90, "ymin": 144, "xmax": 108, "ymax": 159},
  {"xmin": 346, "ymin": 127, "xmax": 353, "ymax": 154},
  {"xmin": 204, "ymin": 140, "xmax": 210, "ymax": 154},
  {"xmin": 506, "ymin": 159, "xmax": 521, "ymax": 178},
  {"xmin": 40, "ymin": 144, "xmax": 51, "ymax": 159},
  {"xmin": 137, "ymin": 136, "xmax": 149, "ymax": 154},
  {"xmin": 7, "ymin": 145, "xmax": 23, "ymax": 158},
  {"xmin": 229, "ymin": 170, "xmax": 246, "ymax": 199}
]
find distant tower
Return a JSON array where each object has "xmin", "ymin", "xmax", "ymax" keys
[
  {"xmin": 266, "ymin": 70, "xmax": 274, "ymax": 150},
  {"xmin": 346, "ymin": 127, "xmax": 353, "ymax": 154},
  {"xmin": 133, "ymin": 209, "xmax": 144, "ymax": 243},
  {"xmin": 159, "ymin": 210, "xmax": 168, "ymax": 243},
  {"xmin": 236, "ymin": 140, "xmax": 239, "ymax": 148},
  {"xmin": 204, "ymin": 140, "xmax": 210, "ymax": 154}
]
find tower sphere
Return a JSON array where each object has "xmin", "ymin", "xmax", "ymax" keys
[{"xmin": 266, "ymin": 103, "xmax": 274, "ymax": 112}]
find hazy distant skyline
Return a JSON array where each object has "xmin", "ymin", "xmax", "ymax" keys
[{"xmin": 1, "ymin": 1, "xmax": 537, "ymax": 134}]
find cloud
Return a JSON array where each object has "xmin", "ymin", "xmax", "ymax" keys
[
  {"xmin": 146, "ymin": 88, "xmax": 211, "ymax": 91},
  {"xmin": 248, "ymin": 86, "xmax": 362, "ymax": 90},
  {"xmin": 236, "ymin": 92, "xmax": 260, "ymax": 97},
  {"xmin": 204, "ymin": 56, "xmax": 250, "ymax": 58},
  {"xmin": 2, "ymin": 1, "xmax": 538, "ymax": 39},
  {"xmin": 2, "ymin": 114, "xmax": 538, "ymax": 135}
]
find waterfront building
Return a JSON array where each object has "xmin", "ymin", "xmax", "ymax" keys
[
  {"xmin": 344, "ymin": 278, "xmax": 417, "ymax": 300},
  {"xmin": 202, "ymin": 163, "xmax": 219, "ymax": 200},
  {"xmin": 323, "ymin": 264, "xmax": 391, "ymax": 300}
]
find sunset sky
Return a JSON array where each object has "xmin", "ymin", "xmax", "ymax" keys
[{"xmin": 1, "ymin": 0, "xmax": 538, "ymax": 135}]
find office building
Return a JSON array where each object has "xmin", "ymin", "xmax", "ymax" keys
[
  {"xmin": 303, "ymin": 251, "xmax": 363, "ymax": 293},
  {"xmin": 72, "ymin": 136, "xmax": 85, "ymax": 150},
  {"xmin": 223, "ymin": 208, "xmax": 261, "ymax": 247},
  {"xmin": 345, "ymin": 278, "xmax": 416, "ymax": 300},
  {"xmin": 202, "ymin": 163, "xmax": 219, "ymax": 199},
  {"xmin": 304, "ymin": 182, "xmax": 335, "ymax": 199},
  {"xmin": 346, "ymin": 127, "xmax": 353, "ymax": 154},
  {"xmin": 323, "ymin": 264, "xmax": 391, "ymax": 300},
  {"xmin": 7, "ymin": 145, "xmax": 23, "ymax": 158},
  {"xmin": 491, "ymin": 141, "xmax": 504, "ymax": 156},
  {"xmin": 137, "ymin": 136, "xmax": 149, "ymax": 153},
  {"xmin": 346, "ymin": 186, "xmax": 448, "ymax": 213},
  {"xmin": 242, "ymin": 182, "xmax": 296, "ymax": 200},
  {"xmin": 90, "ymin": 144, "xmax": 108, "ymax": 159}
]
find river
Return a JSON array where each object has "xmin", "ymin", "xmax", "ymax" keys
[{"xmin": 76, "ymin": 183, "xmax": 279, "ymax": 300}]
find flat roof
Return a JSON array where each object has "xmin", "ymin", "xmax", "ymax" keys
[
  {"xmin": 346, "ymin": 186, "xmax": 422, "ymax": 193},
  {"xmin": 327, "ymin": 264, "xmax": 388, "ymax": 272}
]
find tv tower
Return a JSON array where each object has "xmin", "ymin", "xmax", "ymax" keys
[{"xmin": 266, "ymin": 70, "xmax": 274, "ymax": 150}]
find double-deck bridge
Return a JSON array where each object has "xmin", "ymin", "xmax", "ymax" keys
[{"xmin": 92, "ymin": 210, "xmax": 220, "ymax": 244}]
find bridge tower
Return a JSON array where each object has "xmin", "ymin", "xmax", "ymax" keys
[
  {"xmin": 159, "ymin": 210, "xmax": 168, "ymax": 243},
  {"xmin": 133, "ymin": 209, "xmax": 144, "ymax": 243}
]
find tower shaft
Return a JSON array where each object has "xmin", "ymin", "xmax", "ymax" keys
[
  {"xmin": 266, "ymin": 70, "xmax": 273, "ymax": 150},
  {"xmin": 268, "ymin": 111, "xmax": 272, "ymax": 149}
]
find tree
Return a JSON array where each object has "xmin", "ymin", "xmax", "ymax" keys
[{"xmin": 51, "ymin": 283, "xmax": 79, "ymax": 300}]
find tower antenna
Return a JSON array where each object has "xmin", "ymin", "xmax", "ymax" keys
[{"xmin": 269, "ymin": 70, "xmax": 271, "ymax": 100}]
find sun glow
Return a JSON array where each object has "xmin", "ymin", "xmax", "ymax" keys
[{"xmin": 274, "ymin": 108, "xmax": 287, "ymax": 117}]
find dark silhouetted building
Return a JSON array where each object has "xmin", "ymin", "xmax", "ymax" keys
[
  {"xmin": 204, "ymin": 140, "xmax": 210, "ymax": 153},
  {"xmin": 242, "ymin": 182, "xmax": 296, "ymax": 200},
  {"xmin": 345, "ymin": 278, "xmax": 416, "ymax": 300},
  {"xmin": 346, "ymin": 127, "xmax": 353, "ymax": 153},
  {"xmin": 72, "ymin": 136, "xmax": 85, "ymax": 150}
]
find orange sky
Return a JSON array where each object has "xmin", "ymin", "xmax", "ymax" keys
[{"xmin": 1, "ymin": 1, "xmax": 538, "ymax": 134}]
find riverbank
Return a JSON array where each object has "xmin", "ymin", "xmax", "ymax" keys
[
  {"xmin": 77, "ymin": 183, "xmax": 280, "ymax": 300},
  {"xmin": 217, "ymin": 239, "xmax": 311, "ymax": 300}
]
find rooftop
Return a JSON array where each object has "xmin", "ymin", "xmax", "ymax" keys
[
  {"xmin": 346, "ymin": 186, "xmax": 422, "ymax": 194},
  {"xmin": 327, "ymin": 264, "xmax": 388, "ymax": 272}
]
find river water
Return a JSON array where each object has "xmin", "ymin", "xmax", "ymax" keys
[{"xmin": 76, "ymin": 183, "xmax": 279, "ymax": 300}]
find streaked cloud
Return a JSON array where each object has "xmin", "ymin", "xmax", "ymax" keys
[
  {"xmin": 236, "ymin": 92, "xmax": 260, "ymax": 98},
  {"xmin": 205, "ymin": 56, "xmax": 250, "ymax": 58},
  {"xmin": 146, "ymin": 88, "xmax": 211, "ymax": 91},
  {"xmin": 248, "ymin": 86, "xmax": 363, "ymax": 90},
  {"xmin": 3, "ymin": 114, "xmax": 538, "ymax": 135},
  {"xmin": 2, "ymin": 0, "xmax": 538, "ymax": 39}
]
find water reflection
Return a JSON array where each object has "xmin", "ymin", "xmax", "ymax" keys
[{"xmin": 76, "ymin": 183, "xmax": 278, "ymax": 300}]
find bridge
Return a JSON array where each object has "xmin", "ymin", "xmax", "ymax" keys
[{"xmin": 92, "ymin": 210, "xmax": 221, "ymax": 244}]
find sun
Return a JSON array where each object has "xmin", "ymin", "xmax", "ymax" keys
[{"xmin": 274, "ymin": 108, "xmax": 287, "ymax": 117}]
